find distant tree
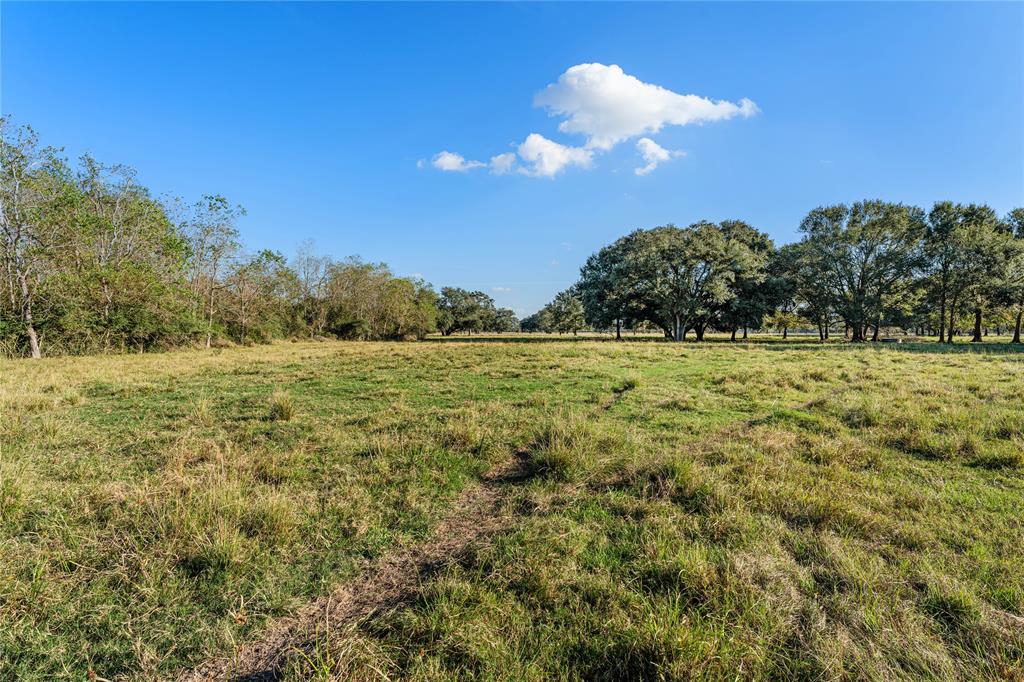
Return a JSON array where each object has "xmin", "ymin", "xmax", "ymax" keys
[
  {"xmin": 629, "ymin": 224, "xmax": 754, "ymax": 341},
  {"xmin": 183, "ymin": 194, "xmax": 244, "ymax": 348},
  {"xmin": 765, "ymin": 310, "xmax": 806, "ymax": 339},
  {"xmin": 493, "ymin": 307, "xmax": 519, "ymax": 333},
  {"xmin": 1004, "ymin": 208, "xmax": 1024, "ymax": 343},
  {"xmin": 322, "ymin": 258, "xmax": 437, "ymax": 340},
  {"xmin": 771, "ymin": 243, "xmax": 825, "ymax": 339},
  {"xmin": 293, "ymin": 240, "xmax": 333, "ymax": 338},
  {"xmin": 799, "ymin": 201, "xmax": 925, "ymax": 341},
  {"xmin": 436, "ymin": 287, "xmax": 500, "ymax": 335},
  {"xmin": 578, "ymin": 235, "xmax": 636, "ymax": 339},
  {"xmin": 224, "ymin": 250, "xmax": 295, "ymax": 344},
  {"xmin": 545, "ymin": 289, "xmax": 586, "ymax": 335},
  {"xmin": 925, "ymin": 202, "xmax": 1012, "ymax": 343},
  {"xmin": 518, "ymin": 313, "xmax": 540, "ymax": 332},
  {"xmin": 716, "ymin": 220, "xmax": 775, "ymax": 340}
]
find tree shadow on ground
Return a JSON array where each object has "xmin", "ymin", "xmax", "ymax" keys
[{"xmin": 424, "ymin": 334, "xmax": 1024, "ymax": 355}]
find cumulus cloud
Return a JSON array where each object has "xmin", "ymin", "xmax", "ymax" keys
[
  {"xmin": 516, "ymin": 133, "xmax": 593, "ymax": 178},
  {"xmin": 635, "ymin": 137, "xmax": 686, "ymax": 176},
  {"xmin": 489, "ymin": 152, "xmax": 517, "ymax": 175},
  {"xmin": 492, "ymin": 286, "xmax": 512, "ymax": 292},
  {"xmin": 430, "ymin": 63, "xmax": 756, "ymax": 178},
  {"xmin": 432, "ymin": 151, "xmax": 486, "ymax": 172},
  {"xmin": 536, "ymin": 63, "xmax": 758, "ymax": 151}
]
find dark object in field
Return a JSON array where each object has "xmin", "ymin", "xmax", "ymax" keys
[{"xmin": 881, "ymin": 338, "xmax": 903, "ymax": 344}]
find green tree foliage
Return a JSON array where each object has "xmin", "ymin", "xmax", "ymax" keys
[
  {"xmin": 0, "ymin": 119, "xmax": 63, "ymax": 357},
  {"xmin": 924, "ymin": 202, "xmax": 1016, "ymax": 343},
  {"xmin": 0, "ymin": 120, "xmax": 441, "ymax": 357},
  {"xmin": 181, "ymin": 194, "xmax": 244, "ymax": 348},
  {"xmin": 716, "ymin": 220, "xmax": 776, "ymax": 340},
  {"xmin": 798, "ymin": 201, "xmax": 925, "ymax": 342},
  {"xmin": 544, "ymin": 289, "xmax": 586, "ymax": 335},
  {"xmin": 570, "ymin": 201, "xmax": 1024, "ymax": 344},
  {"xmin": 436, "ymin": 287, "xmax": 515, "ymax": 335},
  {"xmin": 578, "ymin": 234, "xmax": 635, "ymax": 338},
  {"xmin": 575, "ymin": 222, "xmax": 768, "ymax": 341},
  {"xmin": 1005, "ymin": 209, "xmax": 1024, "ymax": 343},
  {"xmin": 321, "ymin": 258, "xmax": 437, "ymax": 340}
]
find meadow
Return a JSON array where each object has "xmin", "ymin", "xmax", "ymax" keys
[{"xmin": 1, "ymin": 337, "xmax": 1022, "ymax": 680}]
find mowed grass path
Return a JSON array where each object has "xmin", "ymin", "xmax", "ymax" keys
[{"xmin": 1, "ymin": 339, "xmax": 1022, "ymax": 679}]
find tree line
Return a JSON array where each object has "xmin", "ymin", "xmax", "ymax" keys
[
  {"xmin": 6, "ymin": 120, "xmax": 1022, "ymax": 357},
  {"xmin": 1, "ymin": 120, "xmax": 518, "ymax": 358},
  {"xmin": 537, "ymin": 201, "xmax": 1024, "ymax": 343}
]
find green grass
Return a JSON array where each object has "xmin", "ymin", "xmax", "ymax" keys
[{"xmin": 1, "ymin": 338, "xmax": 1022, "ymax": 680}]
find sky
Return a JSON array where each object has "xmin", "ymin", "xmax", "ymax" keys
[{"xmin": 2, "ymin": 2, "xmax": 1022, "ymax": 316}]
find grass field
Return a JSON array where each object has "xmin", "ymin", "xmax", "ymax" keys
[{"xmin": 1, "ymin": 337, "xmax": 1022, "ymax": 680}]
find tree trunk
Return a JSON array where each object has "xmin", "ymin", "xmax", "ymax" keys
[
  {"xmin": 947, "ymin": 302, "xmax": 956, "ymax": 344},
  {"xmin": 851, "ymin": 324, "xmax": 863, "ymax": 342},
  {"xmin": 25, "ymin": 322, "xmax": 41, "ymax": 359},
  {"xmin": 17, "ymin": 271, "xmax": 41, "ymax": 359},
  {"xmin": 872, "ymin": 323, "xmax": 880, "ymax": 342},
  {"xmin": 730, "ymin": 327, "xmax": 736, "ymax": 342},
  {"xmin": 782, "ymin": 326, "xmax": 788, "ymax": 340},
  {"xmin": 938, "ymin": 291, "xmax": 946, "ymax": 342},
  {"xmin": 1012, "ymin": 309, "xmax": 1022, "ymax": 344},
  {"xmin": 972, "ymin": 308, "xmax": 983, "ymax": 343},
  {"xmin": 615, "ymin": 318, "xmax": 621, "ymax": 341},
  {"xmin": 742, "ymin": 325, "xmax": 748, "ymax": 340}
]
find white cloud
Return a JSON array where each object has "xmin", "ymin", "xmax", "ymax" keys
[
  {"xmin": 431, "ymin": 63, "xmax": 756, "ymax": 179},
  {"xmin": 492, "ymin": 286, "xmax": 512, "ymax": 292},
  {"xmin": 535, "ymin": 63, "xmax": 758, "ymax": 151},
  {"xmin": 489, "ymin": 152, "xmax": 517, "ymax": 175},
  {"xmin": 516, "ymin": 133, "xmax": 593, "ymax": 178},
  {"xmin": 634, "ymin": 137, "xmax": 686, "ymax": 176},
  {"xmin": 432, "ymin": 150, "xmax": 485, "ymax": 172}
]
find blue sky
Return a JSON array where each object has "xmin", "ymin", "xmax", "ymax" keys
[{"xmin": 3, "ymin": 2, "xmax": 1022, "ymax": 315}]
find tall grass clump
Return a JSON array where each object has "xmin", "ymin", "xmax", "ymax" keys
[
  {"xmin": 268, "ymin": 389, "xmax": 295, "ymax": 422},
  {"xmin": 528, "ymin": 405, "xmax": 606, "ymax": 481}
]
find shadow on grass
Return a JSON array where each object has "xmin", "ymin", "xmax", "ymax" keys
[{"xmin": 425, "ymin": 334, "xmax": 1024, "ymax": 355}]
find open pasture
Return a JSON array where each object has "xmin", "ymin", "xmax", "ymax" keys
[{"xmin": 1, "ymin": 338, "xmax": 1022, "ymax": 680}]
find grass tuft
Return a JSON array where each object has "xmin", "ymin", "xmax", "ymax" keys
[
  {"xmin": 268, "ymin": 389, "xmax": 295, "ymax": 422},
  {"xmin": 528, "ymin": 411, "xmax": 601, "ymax": 481}
]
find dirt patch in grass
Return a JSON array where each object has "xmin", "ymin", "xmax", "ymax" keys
[{"xmin": 179, "ymin": 454, "xmax": 532, "ymax": 682}]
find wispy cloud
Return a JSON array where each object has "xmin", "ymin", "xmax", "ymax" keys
[
  {"xmin": 490, "ymin": 152, "xmax": 517, "ymax": 175},
  {"xmin": 635, "ymin": 138, "xmax": 685, "ymax": 176},
  {"xmin": 431, "ymin": 151, "xmax": 486, "ymax": 172}
]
